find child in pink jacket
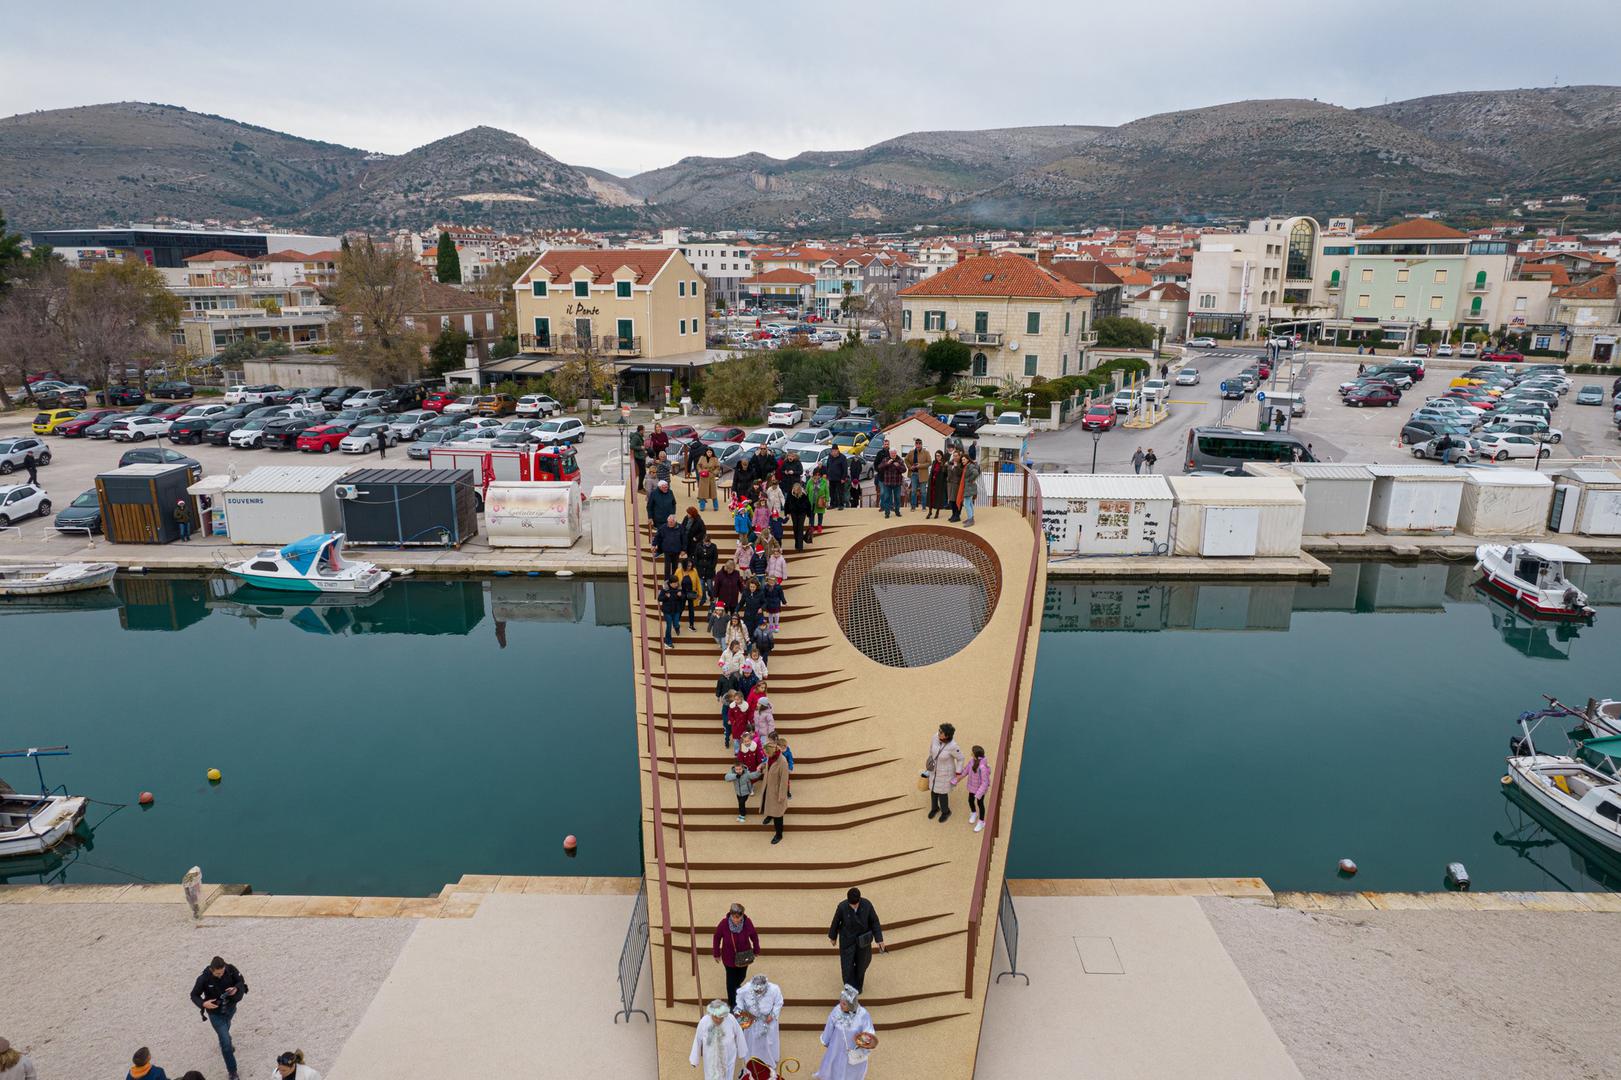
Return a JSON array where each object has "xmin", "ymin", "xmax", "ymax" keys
[{"xmin": 954, "ymin": 745, "xmax": 993, "ymax": 832}]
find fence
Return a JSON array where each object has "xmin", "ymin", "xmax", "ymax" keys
[
  {"xmin": 994, "ymin": 880, "xmax": 1028, "ymax": 985},
  {"xmin": 613, "ymin": 878, "xmax": 651, "ymax": 1023}
]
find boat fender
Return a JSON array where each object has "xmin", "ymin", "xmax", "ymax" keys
[
  {"xmin": 1500, "ymin": 775, "xmax": 1513, "ymax": 785},
  {"xmin": 563, "ymin": 834, "xmax": 578, "ymax": 853},
  {"xmin": 557, "ymin": 570, "xmax": 574, "ymax": 578},
  {"xmin": 1445, "ymin": 862, "xmax": 1470, "ymax": 891},
  {"xmin": 138, "ymin": 791, "xmax": 155, "ymax": 806},
  {"xmin": 1337, "ymin": 858, "xmax": 1357, "ymax": 877},
  {"xmin": 207, "ymin": 768, "xmax": 222, "ymax": 783}
]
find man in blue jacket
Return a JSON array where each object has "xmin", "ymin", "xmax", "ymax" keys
[{"xmin": 654, "ymin": 513, "xmax": 686, "ymax": 579}]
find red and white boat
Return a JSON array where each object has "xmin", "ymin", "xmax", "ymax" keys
[{"xmin": 1476, "ymin": 542, "xmax": 1594, "ymax": 620}]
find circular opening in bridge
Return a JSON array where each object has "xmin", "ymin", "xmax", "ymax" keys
[{"xmin": 833, "ymin": 529, "xmax": 1002, "ymax": 668}]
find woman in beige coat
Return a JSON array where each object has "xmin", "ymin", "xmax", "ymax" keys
[
  {"xmin": 761, "ymin": 742, "xmax": 791, "ymax": 845},
  {"xmin": 696, "ymin": 449, "xmax": 720, "ymax": 511},
  {"xmin": 923, "ymin": 722, "xmax": 967, "ymax": 823}
]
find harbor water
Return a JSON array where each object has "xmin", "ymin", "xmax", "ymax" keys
[{"xmin": 4, "ymin": 563, "xmax": 1620, "ymax": 896}]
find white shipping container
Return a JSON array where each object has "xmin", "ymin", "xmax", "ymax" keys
[
  {"xmin": 221, "ymin": 466, "xmax": 352, "ymax": 545},
  {"xmin": 1288, "ymin": 463, "xmax": 1375, "ymax": 536},
  {"xmin": 1166, "ymin": 476, "xmax": 1305, "ymax": 557},
  {"xmin": 590, "ymin": 484, "xmax": 627, "ymax": 555},
  {"xmin": 1365, "ymin": 465, "xmax": 1465, "ymax": 535},
  {"xmin": 1456, "ymin": 470, "xmax": 1553, "ymax": 538},
  {"xmin": 485, "ymin": 481, "xmax": 581, "ymax": 548},
  {"xmin": 1035, "ymin": 474, "xmax": 1172, "ymax": 555},
  {"xmin": 1557, "ymin": 468, "xmax": 1621, "ymax": 536}
]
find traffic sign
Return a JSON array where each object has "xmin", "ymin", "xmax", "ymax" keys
[{"xmin": 1256, "ymin": 391, "xmax": 1267, "ymax": 402}]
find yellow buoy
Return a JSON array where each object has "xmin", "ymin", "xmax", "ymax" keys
[{"xmin": 207, "ymin": 768, "xmax": 222, "ymax": 782}]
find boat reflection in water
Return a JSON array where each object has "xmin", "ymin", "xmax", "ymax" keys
[
  {"xmin": 0, "ymin": 818, "xmax": 96, "ymax": 886},
  {"xmin": 1476, "ymin": 586, "xmax": 1587, "ymax": 660},
  {"xmin": 0, "ymin": 588, "xmax": 124, "ymax": 617},
  {"xmin": 208, "ymin": 577, "xmax": 487, "ymax": 636},
  {"xmin": 1497, "ymin": 781, "xmax": 1621, "ymax": 892}
]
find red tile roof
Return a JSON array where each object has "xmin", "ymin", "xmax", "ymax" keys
[
  {"xmin": 884, "ymin": 412, "xmax": 954, "ymax": 437},
  {"xmin": 1359, "ymin": 220, "xmax": 1469, "ymax": 241},
  {"xmin": 743, "ymin": 269, "xmax": 815, "ymax": 285},
  {"xmin": 1557, "ymin": 270, "xmax": 1617, "ymax": 301},
  {"xmin": 518, "ymin": 248, "xmax": 678, "ymax": 286},
  {"xmin": 1047, "ymin": 260, "xmax": 1124, "ymax": 289},
  {"xmin": 183, "ymin": 250, "xmax": 250, "ymax": 262},
  {"xmin": 1153, "ymin": 261, "xmax": 1192, "ymax": 276},
  {"xmin": 1141, "ymin": 283, "xmax": 1189, "ymax": 301},
  {"xmin": 899, "ymin": 254, "xmax": 1095, "ymax": 300},
  {"xmin": 257, "ymin": 250, "xmax": 315, "ymax": 263}
]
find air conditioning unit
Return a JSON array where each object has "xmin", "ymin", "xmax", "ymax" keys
[{"xmin": 335, "ymin": 484, "xmax": 358, "ymax": 500}]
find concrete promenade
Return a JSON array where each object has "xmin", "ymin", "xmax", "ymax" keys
[{"xmin": 629, "ymin": 496, "xmax": 1047, "ymax": 1079}]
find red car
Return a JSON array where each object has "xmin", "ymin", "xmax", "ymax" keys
[
  {"xmin": 805, "ymin": 314, "xmax": 823, "ymax": 323},
  {"xmin": 1344, "ymin": 386, "xmax": 1400, "ymax": 407},
  {"xmin": 1080, "ymin": 404, "xmax": 1117, "ymax": 431},
  {"xmin": 1482, "ymin": 350, "xmax": 1524, "ymax": 363},
  {"xmin": 154, "ymin": 403, "xmax": 195, "ymax": 421},
  {"xmin": 660, "ymin": 423, "xmax": 698, "ymax": 441},
  {"xmin": 422, "ymin": 390, "xmax": 459, "ymax": 412},
  {"xmin": 56, "ymin": 408, "xmax": 123, "ymax": 437},
  {"xmin": 1256, "ymin": 362, "xmax": 1272, "ymax": 380},
  {"xmin": 701, "ymin": 426, "xmax": 746, "ymax": 444},
  {"xmin": 296, "ymin": 421, "xmax": 358, "ymax": 453}
]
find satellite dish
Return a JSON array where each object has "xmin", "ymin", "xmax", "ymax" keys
[
  {"xmin": 1007, "ymin": 340, "xmax": 1020, "ymax": 352},
  {"xmin": 947, "ymin": 318, "xmax": 958, "ymax": 331}
]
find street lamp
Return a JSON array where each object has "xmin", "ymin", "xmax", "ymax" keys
[{"xmin": 1090, "ymin": 430, "xmax": 1101, "ymax": 473}]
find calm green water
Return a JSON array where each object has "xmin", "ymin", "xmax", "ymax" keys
[{"xmin": 4, "ymin": 564, "xmax": 1620, "ymax": 895}]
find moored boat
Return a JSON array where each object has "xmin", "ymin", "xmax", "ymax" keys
[
  {"xmin": 1475, "ymin": 542, "xmax": 1594, "ymax": 620},
  {"xmin": 0, "ymin": 746, "xmax": 87, "ymax": 859},
  {"xmin": 0, "ymin": 562, "xmax": 118, "ymax": 597},
  {"xmin": 1505, "ymin": 714, "xmax": 1621, "ymax": 857},
  {"xmin": 222, "ymin": 533, "xmax": 396, "ymax": 595}
]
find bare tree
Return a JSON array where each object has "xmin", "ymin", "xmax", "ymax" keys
[
  {"xmin": 64, "ymin": 260, "xmax": 180, "ymax": 398},
  {"xmin": 467, "ymin": 256, "xmax": 530, "ymax": 340},
  {"xmin": 549, "ymin": 334, "xmax": 616, "ymax": 419},
  {"xmin": 866, "ymin": 283, "xmax": 903, "ymax": 342},
  {"xmin": 852, "ymin": 342, "xmax": 926, "ymax": 421},
  {"xmin": 330, "ymin": 237, "xmax": 429, "ymax": 385},
  {"xmin": 0, "ymin": 259, "xmax": 70, "ymax": 408}
]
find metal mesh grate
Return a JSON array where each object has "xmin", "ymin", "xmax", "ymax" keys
[{"xmin": 833, "ymin": 530, "xmax": 1001, "ymax": 668}]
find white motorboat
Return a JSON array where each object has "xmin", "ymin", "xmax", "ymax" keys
[
  {"xmin": 1569, "ymin": 698, "xmax": 1621, "ymax": 738},
  {"xmin": 1475, "ymin": 542, "xmax": 1594, "ymax": 620},
  {"xmin": 0, "ymin": 791, "xmax": 87, "ymax": 858},
  {"xmin": 1506, "ymin": 718, "xmax": 1621, "ymax": 857},
  {"xmin": 222, "ymin": 533, "xmax": 397, "ymax": 595},
  {"xmin": 0, "ymin": 562, "xmax": 117, "ymax": 597}
]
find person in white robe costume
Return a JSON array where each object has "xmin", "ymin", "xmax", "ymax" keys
[
  {"xmin": 814, "ymin": 984, "xmax": 877, "ymax": 1080},
  {"xmin": 690, "ymin": 999, "xmax": 749, "ymax": 1080},
  {"xmin": 734, "ymin": 972, "xmax": 784, "ymax": 1066}
]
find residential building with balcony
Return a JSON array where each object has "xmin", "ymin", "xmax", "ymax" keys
[
  {"xmin": 899, "ymin": 254, "xmax": 1097, "ymax": 385},
  {"xmin": 1046, "ymin": 260, "xmax": 1124, "ymax": 320},
  {"xmin": 1551, "ymin": 271, "xmax": 1619, "ymax": 363},
  {"xmin": 741, "ymin": 268, "xmax": 815, "ymax": 309},
  {"xmin": 1187, "ymin": 216, "xmax": 1325, "ymax": 339},
  {"xmin": 1126, "ymin": 283, "xmax": 1190, "ymax": 342},
  {"xmin": 676, "ymin": 241, "xmax": 754, "ymax": 306}
]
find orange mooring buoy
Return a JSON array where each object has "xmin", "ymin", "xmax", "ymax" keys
[
  {"xmin": 563, "ymin": 834, "xmax": 578, "ymax": 853},
  {"xmin": 138, "ymin": 791, "xmax": 155, "ymax": 806},
  {"xmin": 1338, "ymin": 858, "xmax": 1358, "ymax": 876}
]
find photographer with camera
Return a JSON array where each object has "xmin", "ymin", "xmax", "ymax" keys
[{"xmin": 188, "ymin": 955, "xmax": 248, "ymax": 1080}]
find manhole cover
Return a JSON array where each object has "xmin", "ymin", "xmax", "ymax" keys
[{"xmin": 833, "ymin": 529, "xmax": 1001, "ymax": 668}]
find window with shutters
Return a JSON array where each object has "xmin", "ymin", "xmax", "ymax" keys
[
  {"xmin": 1357, "ymin": 294, "xmax": 1370, "ymax": 309},
  {"xmin": 1430, "ymin": 295, "xmax": 1444, "ymax": 310},
  {"xmin": 972, "ymin": 352, "xmax": 988, "ymax": 377},
  {"xmin": 1024, "ymin": 354, "xmax": 1038, "ymax": 377},
  {"xmin": 678, "ymin": 281, "xmax": 686, "ymax": 297},
  {"xmin": 902, "ymin": 309, "xmax": 911, "ymax": 331},
  {"xmin": 1434, "ymin": 269, "xmax": 1447, "ymax": 283},
  {"xmin": 533, "ymin": 317, "xmax": 550, "ymax": 346},
  {"xmin": 1361, "ymin": 268, "xmax": 1374, "ymax": 282},
  {"xmin": 1396, "ymin": 268, "xmax": 1409, "ymax": 283},
  {"xmin": 1026, "ymin": 311, "xmax": 1040, "ymax": 335},
  {"xmin": 1064, "ymin": 310, "xmax": 1071, "ymax": 335},
  {"xmin": 616, "ymin": 281, "xmax": 631, "ymax": 299},
  {"xmin": 532, "ymin": 281, "xmax": 548, "ymax": 297},
  {"xmin": 573, "ymin": 280, "xmax": 589, "ymax": 298}
]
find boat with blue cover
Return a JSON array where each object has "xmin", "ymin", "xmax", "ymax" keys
[{"xmin": 222, "ymin": 533, "xmax": 396, "ymax": 594}]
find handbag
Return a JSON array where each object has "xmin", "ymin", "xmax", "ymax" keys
[{"xmin": 916, "ymin": 775, "xmax": 929, "ymax": 792}]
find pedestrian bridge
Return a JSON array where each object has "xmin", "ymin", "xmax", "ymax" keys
[{"xmin": 628, "ymin": 473, "xmax": 1047, "ymax": 1079}]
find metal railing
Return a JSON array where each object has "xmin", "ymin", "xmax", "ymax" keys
[
  {"xmin": 994, "ymin": 880, "xmax": 1028, "ymax": 985},
  {"xmin": 965, "ymin": 462, "xmax": 1043, "ymax": 998},
  {"xmin": 957, "ymin": 330, "xmax": 1003, "ymax": 346},
  {"xmin": 600, "ymin": 336, "xmax": 643, "ymax": 356},
  {"xmin": 613, "ymin": 878, "xmax": 652, "ymax": 1023}
]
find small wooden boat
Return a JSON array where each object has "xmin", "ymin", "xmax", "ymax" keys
[
  {"xmin": 1475, "ymin": 542, "xmax": 1594, "ymax": 620},
  {"xmin": 0, "ymin": 562, "xmax": 117, "ymax": 597},
  {"xmin": 222, "ymin": 533, "xmax": 396, "ymax": 595},
  {"xmin": 1506, "ymin": 716, "xmax": 1621, "ymax": 857},
  {"xmin": 0, "ymin": 746, "xmax": 87, "ymax": 859}
]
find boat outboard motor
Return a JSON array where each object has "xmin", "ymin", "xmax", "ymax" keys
[
  {"xmin": 1564, "ymin": 587, "xmax": 1581, "ymax": 610},
  {"xmin": 1509, "ymin": 734, "xmax": 1533, "ymax": 757}
]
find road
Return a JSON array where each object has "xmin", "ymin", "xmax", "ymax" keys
[{"xmin": 1028, "ymin": 346, "xmax": 1274, "ymax": 472}]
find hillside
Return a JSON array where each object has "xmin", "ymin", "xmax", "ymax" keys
[{"xmin": 0, "ymin": 102, "xmax": 367, "ymax": 230}]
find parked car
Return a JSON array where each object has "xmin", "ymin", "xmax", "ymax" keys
[
  {"xmin": 1219, "ymin": 379, "xmax": 1248, "ymax": 400},
  {"xmin": 320, "ymin": 386, "xmax": 364, "ymax": 411},
  {"xmin": 531, "ymin": 417, "xmax": 585, "ymax": 445},
  {"xmin": 701, "ymin": 426, "xmax": 747, "ymax": 445},
  {"xmin": 1413, "ymin": 343, "xmax": 1430, "ymax": 357},
  {"xmin": 238, "ymin": 384, "xmax": 285, "ymax": 404},
  {"xmin": 1344, "ymin": 385, "xmax": 1400, "ymax": 407},
  {"xmin": 1434, "ymin": 343, "xmax": 1454, "ymax": 358},
  {"xmin": 32, "ymin": 409, "xmax": 80, "ymax": 435},
  {"xmin": 1411, "ymin": 435, "xmax": 1478, "ymax": 462},
  {"xmin": 149, "ymin": 380, "xmax": 194, "ymax": 399},
  {"xmin": 56, "ymin": 408, "xmax": 122, "ymax": 438},
  {"xmin": 96, "ymin": 386, "xmax": 146, "ymax": 406},
  {"xmin": 295, "ymin": 420, "xmax": 359, "ymax": 453},
  {"xmin": 339, "ymin": 422, "xmax": 397, "ymax": 454},
  {"xmin": 742, "ymin": 428, "xmax": 789, "ymax": 453},
  {"xmin": 810, "ymin": 405, "xmax": 846, "ymax": 427},
  {"xmin": 379, "ymin": 384, "xmax": 426, "ymax": 412},
  {"xmin": 1576, "ymin": 385, "xmax": 1606, "ymax": 405},
  {"xmin": 53, "ymin": 489, "xmax": 103, "ymax": 535},
  {"xmin": 109, "ymin": 415, "xmax": 173, "ymax": 441},
  {"xmin": 118, "ymin": 447, "xmax": 200, "ymax": 479},
  {"xmin": 167, "ymin": 407, "xmax": 240, "ymax": 444},
  {"xmin": 1174, "ymin": 368, "xmax": 1200, "ymax": 385},
  {"xmin": 422, "ymin": 390, "xmax": 460, "ymax": 413},
  {"xmin": 227, "ymin": 419, "xmax": 274, "ymax": 448},
  {"xmin": 440, "ymin": 394, "xmax": 481, "ymax": 416},
  {"xmin": 828, "ymin": 417, "xmax": 881, "ymax": 441},
  {"xmin": 0, "ymin": 437, "xmax": 51, "ymax": 472},
  {"xmin": 1080, "ymin": 404, "xmax": 1117, "ymax": 432},
  {"xmin": 340, "ymin": 388, "xmax": 389, "ymax": 410},
  {"xmin": 1475, "ymin": 432, "xmax": 1550, "ymax": 461},
  {"xmin": 263, "ymin": 415, "xmax": 330, "ymax": 450},
  {"xmin": 767, "ymin": 402, "xmax": 803, "ymax": 426},
  {"xmin": 0, "ymin": 484, "xmax": 50, "ymax": 525},
  {"xmin": 1480, "ymin": 419, "xmax": 1562, "ymax": 443},
  {"xmin": 33, "ymin": 387, "xmax": 87, "ymax": 408},
  {"xmin": 473, "ymin": 394, "xmax": 517, "ymax": 416},
  {"xmin": 1187, "ymin": 337, "xmax": 1218, "ymax": 349},
  {"xmin": 407, "ymin": 428, "xmax": 453, "ymax": 459},
  {"xmin": 387, "ymin": 410, "xmax": 438, "ymax": 440},
  {"xmin": 784, "ymin": 427, "xmax": 831, "ymax": 449},
  {"xmin": 661, "ymin": 424, "xmax": 699, "ymax": 442},
  {"xmin": 1459, "ymin": 342, "xmax": 1480, "ymax": 358},
  {"xmin": 1401, "ymin": 419, "xmax": 1472, "ymax": 445},
  {"xmin": 330, "ymin": 406, "xmax": 385, "ymax": 424},
  {"xmin": 515, "ymin": 394, "xmax": 562, "ymax": 417}
]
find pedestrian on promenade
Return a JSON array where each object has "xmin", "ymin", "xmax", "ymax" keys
[
  {"xmin": 924, "ymin": 722, "xmax": 966, "ymax": 823},
  {"xmin": 761, "ymin": 576, "xmax": 785, "ymax": 634},
  {"xmin": 761, "ymin": 739, "xmax": 790, "ymax": 845},
  {"xmin": 647, "ymin": 422, "xmax": 669, "ymax": 462},
  {"xmin": 724, "ymin": 612, "xmax": 748, "ymax": 654},
  {"xmin": 696, "ymin": 448, "xmax": 719, "ymax": 511},
  {"xmin": 786, "ymin": 482, "xmax": 812, "ymax": 551},
  {"xmin": 945, "ymin": 452, "xmax": 964, "ymax": 522},
  {"xmin": 742, "ymin": 577, "xmax": 766, "ymax": 638},
  {"xmin": 814, "ymin": 986, "xmax": 877, "ymax": 1080},
  {"xmin": 713, "ymin": 559, "xmax": 743, "ymax": 613},
  {"xmin": 955, "ymin": 745, "xmax": 993, "ymax": 833},
  {"xmin": 125, "ymin": 1047, "xmax": 170, "ymax": 1080},
  {"xmin": 690, "ymin": 1000, "xmax": 748, "ymax": 1080},
  {"xmin": 1132, "ymin": 446, "xmax": 1145, "ymax": 474},
  {"xmin": 808, "ymin": 469, "xmax": 830, "ymax": 534},
  {"xmin": 658, "ymin": 577, "xmax": 685, "ymax": 647},
  {"xmin": 764, "ymin": 480, "xmax": 786, "ymax": 543},
  {"xmin": 655, "ymin": 513, "xmax": 685, "ymax": 579},
  {"xmin": 675, "ymin": 556, "xmax": 702, "ymax": 630},
  {"xmin": 828, "ymin": 888, "xmax": 885, "ymax": 992},
  {"xmin": 654, "ymin": 451, "xmax": 672, "ymax": 488},
  {"xmin": 752, "ymin": 484, "xmax": 773, "ymax": 539},
  {"xmin": 711, "ymin": 903, "xmax": 761, "ymax": 1006},
  {"xmin": 682, "ymin": 505, "xmax": 708, "ymax": 556},
  {"xmin": 24, "ymin": 460, "xmax": 38, "ymax": 487},
  {"xmin": 765, "ymin": 540, "xmax": 787, "ymax": 583},
  {"xmin": 0, "ymin": 1038, "xmax": 37, "ymax": 1080},
  {"xmin": 746, "ymin": 644, "xmax": 769, "ymax": 685},
  {"xmin": 726, "ymin": 738, "xmax": 764, "ymax": 823},
  {"xmin": 876, "ymin": 449, "xmax": 906, "ymax": 518},
  {"xmin": 629, "ymin": 424, "xmax": 647, "ymax": 484},
  {"xmin": 173, "ymin": 498, "xmax": 193, "ymax": 542},
  {"xmin": 847, "ymin": 454, "xmax": 864, "ymax": 508},
  {"xmin": 753, "ymin": 692, "xmax": 776, "ymax": 743},
  {"xmin": 708, "ymin": 599, "xmax": 731, "ymax": 647},
  {"xmin": 735, "ymin": 972, "xmax": 784, "ymax": 1067},
  {"xmin": 694, "ymin": 533, "xmax": 719, "ymax": 605},
  {"xmin": 648, "ymin": 480, "xmax": 677, "ymax": 532},
  {"xmin": 732, "ymin": 489, "xmax": 753, "ymax": 539},
  {"xmin": 274, "ymin": 1050, "xmax": 322, "ymax": 1080},
  {"xmin": 959, "ymin": 454, "xmax": 981, "ymax": 527},
  {"xmin": 825, "ymin": 447, "xmax": 848, "ymax": 510},
  {"xmin": 1143, "ymin": 448, "xmax": 1157, "ymax": 473},
  {"xmin": 189, "ymin": 954, "xmax": 247, "ymax": 1080},
  {"xmin": 926, "ymin": 451, "xmax": 947, "ymax": 519},
  {"xmin": 727, "ymin": 690, "xmax": 755, "ymax": 749},
  {"xmin": 906, "ymin": 439, "xmax": 929, "ymax": 512}
]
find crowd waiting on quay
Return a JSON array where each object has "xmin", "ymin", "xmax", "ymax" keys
[{"xmin": 632, "ymin": 422, "xmax": 998, "ymax": 1079}]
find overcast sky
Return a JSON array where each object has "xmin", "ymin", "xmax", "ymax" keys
[{"xmin": 4, "ymin": 1, "xmax": 1617, "ymax": 175}]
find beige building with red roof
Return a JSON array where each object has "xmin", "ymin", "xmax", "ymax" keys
[
  {"xmin": 899, "ymin": 254, "xmax": 1099, "ymax": 385},
  {"xmin": 1552, "ymin": 270, "xmax": 1620, "ymax": 363}
]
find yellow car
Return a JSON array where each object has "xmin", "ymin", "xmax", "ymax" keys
[
  {"xmin": 830, "ymin": 432, "xmax": 869, "ymax": 454},
  {"xmin": 32, "ymin": 408, "xmax": 80, "ymax": 434},
  {"xmin": 475, "ymin": 393, "xmax": 517, "ymax": 416}
]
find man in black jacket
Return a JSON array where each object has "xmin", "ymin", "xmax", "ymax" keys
[
  {"xmin": 189, "ymin": 955, "xmax": 248, "ymax": 1080},
  {"xmin": 825, "ymin": 447, "xmax": 849, "ymax": 509},
  {"xmin": 827, "ymin": 887, "xmax": 885, "ymax": 992}
]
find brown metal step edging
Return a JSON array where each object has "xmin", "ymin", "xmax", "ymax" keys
[
  {"xmin": 668, "ymin": 912, "xmax": 952, "ymax": 937},
  {"xmin": 668, "ymin": 860, "xmax": 950, "ymax": 891},
  {"xmin": 658, "ymin": 808, "xmax": 915, "ymax": 832},
  {"xmin": 668, "ymin": 705, "xmax": 862, "ymax": 723},
  {"xmin": 654, "ymin": 795, "xmax": 904, "ymax": 817},
  {"xmin": 659, "ymin": 1013, "xmax": 974, "ymax": 1034},
  {"xmin": 666, "ymin": 846, "xmax": 931, "ymax": 872},
  {"xmin": 671, "ymin": 989, "xmax": 960, "ymax": 1009},
  {"xmin": 655, "ymin": 757, "xmax": 898, "ymax": 782},
  {"xmin": 655, "ymin": 644, "xmax": 832, "ymax": 659},
  {"xmin": 677, "ymin": 748, "xmax": 884, "ymax": 767},
  {"xmin": 669, "ymin": 714, "xmax": 874, "ymax": 735},
  {"xmin": 658, "ymin": 668, "xmax": 838, "ymax": 683},
  {"xmin": 665, "ymin": 926, "xmax": 967, "ymax": 956},
  {"xmin": 656, "ymin": 677, "xmax": 855, "ymax": 698}
]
